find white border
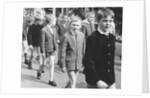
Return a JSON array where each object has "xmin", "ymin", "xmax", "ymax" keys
[
  {"xmin": 1, "ymin": 0, "xmax": 144, "ymax": 95},
  {"xmin": 146, "ymin": 0, "xmax": 150, "ymax": 93}
]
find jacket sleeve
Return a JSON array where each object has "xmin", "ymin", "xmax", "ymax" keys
[
  {"xmin": 27, "ymin": 26, "xmax": 32, "ymax": 45},
  {"xmin": 83, "ymin": 36, "xmax": 101, "ymax": 82},
  {"xmin": 54, "ymin": 26, "xmax": 60, "ymax": 43},
  {"xmin": 82, "ymin": 34, "xmax": 86, "ymax": 63},
  {"xmin": 81, "ymin": 25, "xmax": 87, "ymax": 38},
  {"xmin": 55, "ymin": 24, "xmax": 61, "ymax": 43},
  {"xmin": 40, "ymin": 29, "xmax": 45, "ymax": 53},
  {"xmin": 59, "ymin": 35, "xmax": 67, "ymax": 68}
]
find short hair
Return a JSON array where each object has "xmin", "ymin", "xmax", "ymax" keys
[
  {"xmin": 86, "ymin": 11, "xmax": 95, "ymax": 18},
  {"xmin": 34, "ymin": 8, "xmax": 45, "ymax": 20},
  {"xmin": 68, "ymin": 11, "xmax": 75, "ymax": 17},
  {"xmin": 70, "ymin": 16, "xmax": 82, "ymax": 24},
  {"xmin": 96, "ymin": 8, "xmax": 115, "ymax": 22},
  {"xmin": 45, "ymin": 14, "xmax": 56, "ymax": 23},
  {"xmin": 62, "ymin": 14, "xmax": 69, "ymax": 19}
]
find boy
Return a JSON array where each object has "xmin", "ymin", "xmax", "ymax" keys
[
  {"xmin": 27, "ymin": 9, "xmax": 45, "ymax": 69},
  {"xmin": 22, "ymin": 10, "xmax": 34, "ymax": 64},
  {"xmin": 82, "ymin": 12, "xmax": 96, "ymax": 39},
  {"xmin": 83, "ymin": 8, "xmax": 116, "ymax": 89},
  {"xmin": 59, "ymin": 16, "xmax": 85, "ymax": 88},
  {"xmin": 38, "ymin": 14, "xmax": 58, "ymax": 87},
  {"xmin": 57, "ymin": 14, "xmax": 70, "ymax": 65}
]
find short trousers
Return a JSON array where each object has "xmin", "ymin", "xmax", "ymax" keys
[{"xmin": 46, "ymin": 51, "xmax": 55, "ymax": 58}]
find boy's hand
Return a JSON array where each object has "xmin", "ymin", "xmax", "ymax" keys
[
  {"xmin": 41, "ymin": 53, "xmax": 45, "ymax": 56},
  {"xmin": 96, "ymin": 80, "xmax": 108, "ymax": 89},
  {"xmin": 61, "ymin": 67, "xmax": 66, "ymax": 73},
  {"xmin": 57, "ymin": 40, "xmax": 60, "ymax": 44},
  {"xmin": 29, "ymin": 45, "xmax": 33, "ymax": 50}
]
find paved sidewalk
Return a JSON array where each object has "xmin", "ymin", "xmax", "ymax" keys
[{"xmin": 21, "ymin": 57, "xmax": 121, "ymax": 89}]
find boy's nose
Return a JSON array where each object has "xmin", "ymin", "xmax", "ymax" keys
[
  {"xmin": 106, "ymin": 21, "xmax": 111, "ymax": 24},
  {"xmin": 106, "ymin": 23, "xmax": 110, "ymax": 26}
]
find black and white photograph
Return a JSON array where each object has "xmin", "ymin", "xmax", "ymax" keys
[
  {"xmin": 21, "ymin": 7, "xmax": 122, "ymax": 89},
  {"xmin": 0, "ymin": 0, "xmax": 145, "ymax": 95}
]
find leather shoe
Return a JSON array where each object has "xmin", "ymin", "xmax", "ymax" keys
[
  {"xmin": 37, "ymin": 72, "xmax": 41, "ymax": 79},
  {"xmin": 28, "ymin": 61, "xmax": 32, "ymax": 69},
  {"xmin": 24, "ymin": 59, "xmax": 29, "ymax": 65},
  {"xmin": 48, "ymin": 81, "xmax": 57, "ymax": 87},
  {"xmin": 41, "ymin": 70, "xmax": 45, "ymax": 73}
]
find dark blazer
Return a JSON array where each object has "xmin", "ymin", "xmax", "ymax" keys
[
  {"xmin": 40, "ymin": 25, "xmax": 58, "ymax": 54},
  {"xmin": 60, "ymin": 31, "xmax": 85, "ymax": 71},
  {"xmin": 27, "ymin": 24, "xmax": 44, "ymax": 47},
  {"xmin": 83, "ymin": 30, "xmax": 116, "ymax": 86}
]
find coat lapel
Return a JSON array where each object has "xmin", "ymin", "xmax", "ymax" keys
[{"xmin": 45, "ymin": 25, "xmax": 53, "ymax": 36}]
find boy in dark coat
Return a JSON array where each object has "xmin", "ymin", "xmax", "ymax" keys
[
  {"xmin": 27, "ymin": 9, "xmax": 45, "ymax": 69},
  {"xmin": 83, "ymin": 8, "xmax": 116, "ymax": 89}
]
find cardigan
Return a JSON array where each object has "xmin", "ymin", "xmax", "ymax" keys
[
  {"xmin": 83, "ymin": 30, "xmax": 116, "ymax": 86},
  {"xmin": 27, "ymin": 24, "xmax": 44, "ymax": 47}
]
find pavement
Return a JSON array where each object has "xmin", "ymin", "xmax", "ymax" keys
[{"xmin": 21, "ymin": 56, "xmax": 121, "ymax": 89}]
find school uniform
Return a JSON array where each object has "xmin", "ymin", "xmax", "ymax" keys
[
  {"xmin": 22, "ymin": 17, "xmax": 32, "ymax": 53},
  {"xmin": 83, "ymin": 28, "xmax": 116, "ymax": 87},
  {"xmin": 27, "ymin": 23, "xmax": 44, "ymax": 47},
  {"xmin": 60, "ymin": 30, "xmax": 85, "ymax": 71},
  {"xmin": 40, "ymin": 24, "xmax": 58, "ymax": 57},
  {"xmin": 57, "ymin": 21, "xmax": 70, "ymax": 42},
  {"xmin": 82, "ymin": 19, "xmax": 97, "ymax": 39}
]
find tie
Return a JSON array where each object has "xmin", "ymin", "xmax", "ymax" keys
[{"xmin": 48, "ymin": 25, "xmax": 54, "ymax": 35}]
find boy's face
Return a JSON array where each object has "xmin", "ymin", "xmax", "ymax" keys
[
  {"xmin": 51, "ymin": 18, "xmax": 56, "ymax": 26},
  {"xmin": 98, "ymin": 15, "xmax": 114, "ymax": 33},
  {"xmin": 35, "ymin": 19, "xmax": 43, "ymax": 25},
  {"xmin": 71, "ymin": 21, "xmax": 81, "ymax": 32},
  {"xmin": 87, "ymin": 14, "xmax": 95, "ymax": 24},
  {"xmin": 62, "ymin": 15, "xmax": 69, "ymax": 23},
  {"xmin": 69, "ymin": 14, "xmax": 75, "ymax": 21},
  {"xmin": 45, "ymin": 14, "xmax": 56, "ymax": 26}
]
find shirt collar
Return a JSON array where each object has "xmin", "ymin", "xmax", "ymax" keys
[
  {"xmin": 70, "ymin": 30, "xmax": 79, "ymax": 36},
  {"xmin": 47, "ymin": 24, "xmax": 54, "ymax": 28},
  {"xmin": 83, "ymin": 19, "xmax": 90, "ymax": 24},
  {"xmin": 97, "ymin": 26, "xmax": 109, "ymax": 36}
]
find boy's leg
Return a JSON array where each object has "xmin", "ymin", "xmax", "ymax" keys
[
  {"xmin": 48, "ymin": 54, "xmax": 57, "ymax": 86},
  {"xmin": 37, "ymin": 47, "xmax": 45, "ymax": 72},
  {"xmin": 75, "ymin": 70, "xmax": 79, "ymax": 79},
  {"xmin": 49, "ymin": 55, "xmax": 55, "ymax": 81},
  {"xmin": 28, "ymin": 46, "xmax": 34, "ymax": 69},
  {"xmin": 23, "ymin": 40, "xmax": 29, "ymax": 64},
  {"xmin": 37, "ymin": 53, "xmax": 46, "ymax": 79},
  {"xmin": 108, "ymin": 83, "xmax": 116, "ymax": 89},
  {"xmin": 64, "ymin": 81, "xmax": 71, "ymax": 88},
  {"xmin": 67, "ymin": 70, "xmax": 77, "ymax": 88},
  {"xmin": 34, "ymin": 46, "xmax": 41, "ymax": 62},
  {"xmin": 57, "ymin": 45, "xmax": 61, "ymax": 66}
]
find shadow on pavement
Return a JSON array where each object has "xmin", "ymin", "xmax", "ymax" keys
[
  {"xmin": 76, "ymin": 82, "xmax": 87, "ymax": 88},
  {"xmin": 21, "ymin": 73, "xmax": 37, "ymax": 82}
]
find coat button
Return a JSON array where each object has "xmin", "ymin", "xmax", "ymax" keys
[
  {"xmin": 108, "ymin": 69, "xmax": 110, "ymax": 72},
  {"xmin": 108, "ymin": 53, "xmax": 111, "ymax": 56}
]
